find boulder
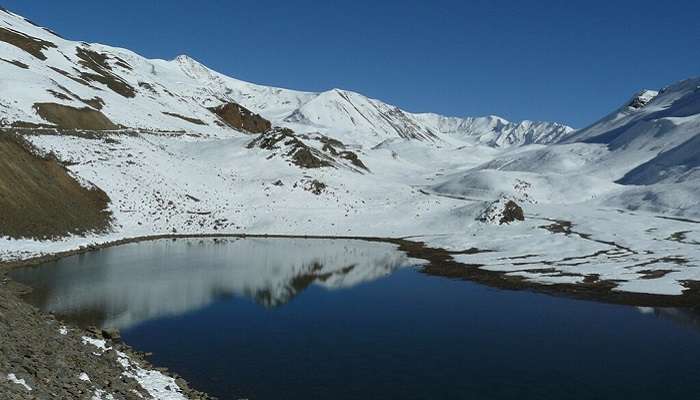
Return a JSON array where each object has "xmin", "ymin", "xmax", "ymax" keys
[
  {"xmin": 101, "ymin": 328, "xmax": 121, "ymax": 343},
  {"xmin": 478, "ymin": 197, "xmax": 525, "ymax": 225}
]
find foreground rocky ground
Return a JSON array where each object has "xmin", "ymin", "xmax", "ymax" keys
[{"xmin": 0, "ymin": 269, "xmax": 212, "ymax": 400}]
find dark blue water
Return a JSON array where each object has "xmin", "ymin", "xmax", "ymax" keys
[{"xmin": 11, "ymin": 238, "xmax": 700, "ymax": 400}]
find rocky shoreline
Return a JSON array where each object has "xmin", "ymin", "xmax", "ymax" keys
[{"xmin": 0, "ymin": 270, "xmax": 213, "ymax": 400}]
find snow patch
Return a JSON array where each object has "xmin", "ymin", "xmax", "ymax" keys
[
  {"xmin": 116, "ymin": 350, "xmax": 188, "ymax": 400},
  {"xmin": 7, "ymin": 373, "xmax": 32, "ymax": 391},
  {"xmin": 91, "ymin": 389, "xmax": 116, "ymax": 400},
  {"xmin": 82, "ymin": 335, "xmax": 189, "ymax": 400}
]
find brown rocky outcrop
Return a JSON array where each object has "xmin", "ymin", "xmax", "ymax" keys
[{"xmin": 209, "ymin": 102, "xmax": 271, "ymax": 134}]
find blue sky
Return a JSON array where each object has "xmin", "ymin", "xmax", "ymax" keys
[{"xmin": 4, "ymin": 0, "xmax": 698, "ymax": 127}]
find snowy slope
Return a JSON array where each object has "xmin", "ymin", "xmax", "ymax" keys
[
  {"xmin": 562, "ymin": 78, "xmax": 700, "ymax": 215},
  {"xmin": 562, "ymin": 89, "xmax": 660, "ymax": 144},
  {"xmin": 434, "ymin": 77, "xmax": 700, "ymax": 211},
  {"xmin": 284, "ymin": 88, "xmax": 439, "ymax": 142},
  {"xmin": 570, "ymin": 79, "xmax": 700, "ymax": 180}
]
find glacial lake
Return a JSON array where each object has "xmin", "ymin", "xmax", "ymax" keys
[{"xmin": 10, "ymin": 238, "xmax": 700, "ymax": 400}]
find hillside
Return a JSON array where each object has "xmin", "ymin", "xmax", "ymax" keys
[{"xmin": 0, "ymin": 132, "xmax": 111, "ymax": 239}]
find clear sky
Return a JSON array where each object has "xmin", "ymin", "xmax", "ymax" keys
[{"xmin": 4, "ymin": 0, "xmax": 698, "ymax": 128}]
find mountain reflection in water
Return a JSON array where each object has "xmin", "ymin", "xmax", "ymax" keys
[{"xmin": 11, "ymin": 238, "xmax": 418, "ymax": 329}]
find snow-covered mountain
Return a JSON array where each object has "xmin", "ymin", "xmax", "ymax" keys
[
  {"xmin": 2, "ymin": 6, "xmax": 700, "ymax": 300},
  {"xmin": 563, "ymin": 79, "xmax": 700, "ymax": 184},
  {"xmin": 562, "ymin": 89, "xmax": 661, "ymax": 144},
  {"xmin": 432, "ymin": 76, "xmax": 700, "ymax": 212},
  {"xmin": 0, "ymin": 7, "xmax": 572, "ymax": 147},
  {"xmin": 412, "ymin": 113, "xmax": 574, "ymax": 147}
]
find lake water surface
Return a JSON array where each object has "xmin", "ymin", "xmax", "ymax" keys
[{"xmin": 10, "ymin": 238, "xmax": 700, "ymax": 399}]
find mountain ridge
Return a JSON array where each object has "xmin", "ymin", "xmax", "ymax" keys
[{"xmin": 0, "ymin": 7, "xmax": 573, "ymax": 147}]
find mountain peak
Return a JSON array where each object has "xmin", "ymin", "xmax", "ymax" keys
[
  {"xmin": 172, "ymin": 54, "xmax": 216, "ymax": 80},
  {"xmin": 174, "ymin": 54, "xmax": 198, "ymax": 63},
  {"xmin": 173, "ymin": 54, "xmax": 204, "ymax": 68}
]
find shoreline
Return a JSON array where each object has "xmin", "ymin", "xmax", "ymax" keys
[
  {"xmin": 4, "ymin": 232, "xmax": 700, "ymax": 307},
  {"xmin": 3, "ymin": 232, "xmax": 700, "ymax": 398}
]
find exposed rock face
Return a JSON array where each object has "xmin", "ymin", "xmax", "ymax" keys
[
  {"xmin": 338, "ymin": 150, "xmax": 368, "ymax": 171},
  {"xmin": 74, "ymin": 46, "xmax": 136, "ymax": 98},
  {"xmin": 0, "ymin": 133, "xmax": 112, "ymax": 239},
  {"xmin": 501, "ymin": 200, "xmax": 525, "ymax": 223},
  {"xmin": 303, "ymin": 133, "xmax": 369, "ymax": 172},
  {"xmin": 303, "ymin": 179, "xmax": 327, "ymax": 195},
  {"xmin": 247, "ymin": 127, "xmax": 372, "ymax": 172},
  {"xmin": 479, "ymin": 197, "xmax": 525, "ymax": 225},
  {"xmin": 33, "ymin": 103, "xmax": 118, "ymax": 130},
  {"xmin": 247, "ymin": 127, "xmax": 332, "ymax": 169},
  {"xmin": 209, "ymin": 102, "xmax": 271, "ymax": 134},
  {"xmin": 0, "ymin": 26, "xmax": 56, "ymax": 60},
  {"xmin": 0, "ymin": 57, "xmax": 28, "ymax": 69}
]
